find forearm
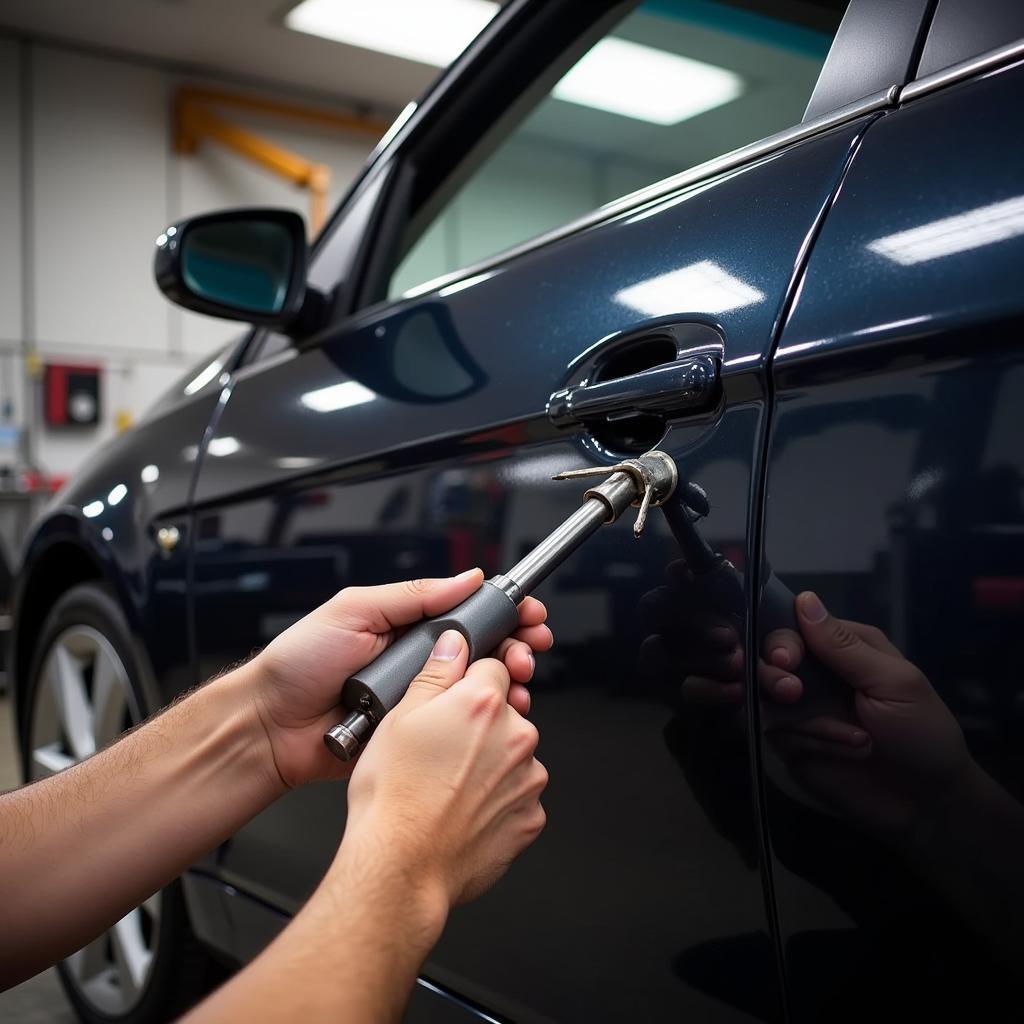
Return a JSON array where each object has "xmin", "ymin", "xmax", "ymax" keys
[
  {"xmin": 185, "ymin": 822, "xmax": 447, "ymax": 1024},
  {"xmin": 0, "ymin": 664, "xmax": 284, "ymax": 987}
]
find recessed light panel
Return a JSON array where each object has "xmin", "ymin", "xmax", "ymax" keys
[
  {"xmin": 285, "ymin": 0, "xmax": 499, "ymax": 67},
  {"xmin": 553, "ymin": 37, "xmax": 744, "ymax": 125}
]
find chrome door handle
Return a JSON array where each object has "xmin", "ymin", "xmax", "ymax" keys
[{"xmin": 547, "ymin": 354, "xmax": 718, "ymax": 427}]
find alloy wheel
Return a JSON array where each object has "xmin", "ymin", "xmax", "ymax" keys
[{"xmin": 29, "ymin": 625, "xmax": 160, "ymax": 1016}]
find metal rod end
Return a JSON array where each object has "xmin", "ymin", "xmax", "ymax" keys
[
  {"xmin": 551, "ymin": 449, "xmax": 678, "ymax": 537},
  {"xmin": 324, "ymin": 710, "xmax": 373, "ymax": 761}
]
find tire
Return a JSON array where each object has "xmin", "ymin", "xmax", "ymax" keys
[{"xmin": 20, "ymin": 582, "xmax": 223, "ymax": 1023}]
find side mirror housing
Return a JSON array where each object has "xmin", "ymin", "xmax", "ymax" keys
[{"xmin": 154, "ymin": 208, "xmax": 316, "ymax": 331}]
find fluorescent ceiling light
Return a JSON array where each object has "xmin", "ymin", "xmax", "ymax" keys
[
  {"xmin": 553, "ymin": 38, "xmax": 744, "ymax": 125},
  {"xmin": 300, "ymin": 380, "xmax": 376, "ymax": 413},
  {"xmin": 616, "ymin": 260, "xmax": 763, "ymax": 317},
  {"xmin": 285, "ymin": 0, "xmax": 498, "ymax": 67},
  {"xmin": 867, "ymin": 196, "xmax": 1024, "ymax": 265}
]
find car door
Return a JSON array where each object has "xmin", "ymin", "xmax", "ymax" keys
[
  {"xmin": 185, "ymin": 1, "xmax": 925, "ymax": 1019},
  {"xmin": 759, "ymin": 29, "xmax": 1024, "ymax": 1023}
]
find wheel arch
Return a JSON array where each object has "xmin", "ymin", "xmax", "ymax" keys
[{"xmin": 11, "ymin": 511, "xmax": 155, "ymax": 740}]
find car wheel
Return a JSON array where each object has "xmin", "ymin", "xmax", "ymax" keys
[{"xmin": 21, "ymin": 582, "xmax": 221, "ymax": 1023}]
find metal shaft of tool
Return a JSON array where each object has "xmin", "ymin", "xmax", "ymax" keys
[
  {"xmin": 324, "ymin": 453, "xmax": 677, "ymax": 761},
  {"xmin": 493, "ymin": 470, "xmax": 638, "ymax": 604}
]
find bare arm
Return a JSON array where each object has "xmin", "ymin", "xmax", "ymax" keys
[
  {"xmin": 0, "ymin": 666, "xmax": 282, "ymax": 989},
  {"xmin": 1, "ymin": 570, "xmax": 552, "ymax": 999},
  {"xmin": 186, "ymin": 636, "xmax": 547, "ymax": 1024},
  {"xmin": 195, "ymin": 832, "xmax": 448, "ymax": 1023}
]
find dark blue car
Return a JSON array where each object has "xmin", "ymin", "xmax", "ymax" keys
[{"xmin": 12, "ymin": 0, "xmax": 1024, "ymax": 1020}]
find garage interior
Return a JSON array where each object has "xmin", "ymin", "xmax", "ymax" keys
[{"xmin": 10, "ymin": 0, "xmax": 1002, "ymax": 1020}]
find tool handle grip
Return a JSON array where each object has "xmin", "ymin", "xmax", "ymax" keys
[{"xmin": 341, "ymin": 580, "xmax": 521, "ymax": 722}]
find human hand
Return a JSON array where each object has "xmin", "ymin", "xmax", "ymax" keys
[
  {"xmin": 767, "ymin": 592, "xmax": 972, "ymax": 836},
  {"xmin": 638, "ymin": 559, "xmax": 804, "ymax": 709},
  {"xmin": 342, "ymin": 630, "xmax": 548, "ymax": 909},
  {"xmin": 248, "ymin": 570, "xmax": 553, "ymax": 789}
]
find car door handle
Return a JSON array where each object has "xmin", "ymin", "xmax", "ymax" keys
[{"xmin": 547, "ymin": 354, "xmax": 719, "ymax": 427}]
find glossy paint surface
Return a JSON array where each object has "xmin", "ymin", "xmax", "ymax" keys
[
  {"xmin": 761, "ymin": 62, "xmax": 1024, "ymax": 1018},
  {"xmin": 11, "ymin": 5, "xmax": 1024, "ymax": 1021},
  {"xmin": 185, "ymin": 120, "xmax": 866, "ymax": 1022},
  {"xmin": 193, "ymin": 123, "xmax": 863, "ymax": 506},
  {"xmin": 14, "ymin": 374, "xmax": 228, "ymax": 716}
]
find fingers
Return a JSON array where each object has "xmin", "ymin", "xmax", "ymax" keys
[
  {"xmin": 516, "ymin": 597, "xmax": 547, "ymax": 628},
  {"xmin": 404, "ymin": 629, "xmax": 470, "ymax": 707},
  {"xmin": 795, "ymin": 592, "xmax": 897, "ymax": 690},
  {"xmin": 495, "ymin": 637, "xmax": 537, "ymax": 684},
  {"xmin": 508, "ymin": 683, "xmax": 531, "ymax": 717},
  {"xmin": 677, "ymin": 664, "xmax": 803, "ymax": 707},
  {"xmin": 511, "ymin": 623, "xmax": 554, "ymax": 654},
  {"xmin": 770, "ymin": 715, "xmax": 873, "ymax": 760},
  {"xmin": 763, "ymin": 628, "xmax": 804, "ymax": 672},
  {"xmin": 449, "ymin": 656, "xmax": 513, "ymax": 713},
  {"xmin": 759, "ymin": 662, "xmax": 803, "ymax": 704},
  {"xmin": 338, "ymin": 569, "xmax": 485, "ymax": 633}
]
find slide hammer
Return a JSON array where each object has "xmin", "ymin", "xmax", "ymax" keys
[{"xmin": 324, "ymin": 450, "xmax": 678, "ymax": 761}]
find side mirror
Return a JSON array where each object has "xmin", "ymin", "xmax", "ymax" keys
[{"xmin": 154, "ymin": 208, "xmax": 314, "ymax": 331}]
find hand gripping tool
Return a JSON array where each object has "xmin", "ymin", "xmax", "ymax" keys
[{"xmin": 324, "ymin": 450, "xmax": 678, "ymax": 761}]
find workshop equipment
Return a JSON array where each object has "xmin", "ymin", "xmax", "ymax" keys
[{"xmin": 324, "ymin": 450, "xmax": 678, "ymax": 761}]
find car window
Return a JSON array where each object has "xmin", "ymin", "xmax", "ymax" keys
[{"xmin": 388, "ymin": 0, "xmax": 848, "ymax": 300}]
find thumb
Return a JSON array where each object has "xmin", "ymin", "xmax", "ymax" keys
[
  {"xmin": 795, "ymin": 592, "xmax": 893, "ymax": 690},
  {"xmin": 403, "ymin": 630, "xmax": 470, "ymax": 708}
]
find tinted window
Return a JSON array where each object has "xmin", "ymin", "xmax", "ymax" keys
[{"xmin": 389, "ymin": 0, "xmax": 847, "ymax": 298}]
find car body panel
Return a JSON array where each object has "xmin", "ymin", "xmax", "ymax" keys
[
  {"xmin": 186, "ymin": 121, "xmax": 868, "ymax": 1022},
  {"xmin": 12, "ymin": 387, "xmax": 224, "ymax": 729},
  {"xmin": 15, "ymin": 5, "xmax": 1024, "ymax": 1022},
  {"xmin": 760, "ymin": 60, "xmax": 1024, "ymax": 1019}
]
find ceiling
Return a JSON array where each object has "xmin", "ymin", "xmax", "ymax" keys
[
  {"xmin": 0, "ymin": 0, "xmax": 833, "ymax": 185},
  {"xmin": 0, "ymin": 0, "xmax": 433, "ymax": 116}
]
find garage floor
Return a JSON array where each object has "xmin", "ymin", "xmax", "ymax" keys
[{"xmin": 0, "ymin": 692, "xmax": 77, "ymax": 1022}]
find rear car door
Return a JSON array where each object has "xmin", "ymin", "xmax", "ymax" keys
[
  {"xmin": 759, "ymin": 26, "xmax": 1024, "ymax": 1022},
  {"xmin": 186, "ymin": 1, "xmax": 928, "ymax": 1019}
]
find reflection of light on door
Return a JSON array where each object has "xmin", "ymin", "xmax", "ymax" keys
[
  {"xmin": 183, "ymin": 357, "xmax": 223, "ymax": 396},
  {"xmin": 616, "ymin": 260, "xmax": 763, "ymax": 317},
  {"xmin": 207, "ymin": 436, "xmax": 241, "ymax": 457},
  {"xmin": 300, "ymin": 380, "xmax": 376, "ymax": 412},
  {"xmin": 868, "ymin": 196, "xmax": 1024, "ymax": 265}
]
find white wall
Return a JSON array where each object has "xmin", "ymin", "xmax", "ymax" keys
[
  {"xmin": 0, "ymin": 39, "xmax": 24, "ymax": 474},
  {"xmin": 0, "ymin": 37, "xmax": 376, "ymax": 478}
]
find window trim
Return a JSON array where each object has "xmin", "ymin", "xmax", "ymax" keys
[
  {"xmin": 371, "ymin": 0, "xmax": 923, "ymax": 306},
  {"xmin": 801, "ymin": 0, "xmax": 935, "ymax": 122},
  {"xmin": 389, "ymin": 85, "xmax": 898, "ymax": 304},
  {"xmin": 248, "ymin": 0, "xmax": 930, "ymax": 362},
  {"xmin": 900, "ymin": 34, "xmax": 1024, "ymax": 103}
]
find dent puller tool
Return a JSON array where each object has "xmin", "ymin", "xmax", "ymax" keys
[{"xmin": 324, "ymin": 450, "xmax": 678, "ymax": 761}]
